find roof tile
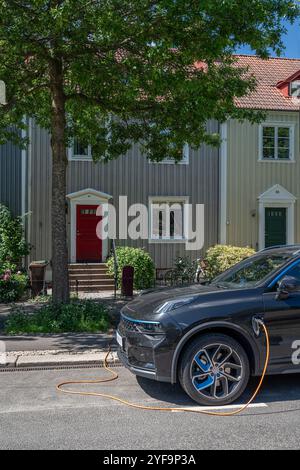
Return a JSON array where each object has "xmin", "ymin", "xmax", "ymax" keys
[{"xmin": 233, "ymin": 55, "xmax": 300, "ymax": 111}]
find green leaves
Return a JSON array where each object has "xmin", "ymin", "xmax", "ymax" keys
[
  {"xmin": 205, "ymin": 245, "xmax": 256, "ymax": 280},
  {"xmin": 0, "ymin": 0, "xmax": 298, "ymax": 160},
  {"xmin": 107, "ymin": 247, "xmax": 155, "ymax": 290},
  {"xmin": 0, "ymin": 204, "xmax": 31, "ymax": 271},
  {"xmin": 5, "ymin": 299, "xmax": 111, "ymax": 333},
  {"xmin": 0, "ymin": 273, "xmax": 28, "ymax": 303}
]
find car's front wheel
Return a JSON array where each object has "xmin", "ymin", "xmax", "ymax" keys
[{"xmin": 179, "ymin": 334, "xmax": 250, "ymax": 406}]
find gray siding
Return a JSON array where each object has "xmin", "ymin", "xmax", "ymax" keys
[
  {"xmin": 28, "ymin": 120, "xmax": 220, "ymax": 274},
  {"xmin": 27, "ymin": 121, "xmax": 52, "ymax": 263},
  {"xmin": 0, "ymin": 137, "xmax": 22, "ymax": 216}
]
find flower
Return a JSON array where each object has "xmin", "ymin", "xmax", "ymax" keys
[{"xmin": 2, "ymin": 269, "xmax": 12, "ymax": 281}]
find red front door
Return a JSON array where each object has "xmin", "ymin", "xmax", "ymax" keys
[{"xmin": 76, "ymin": 205, "xmax": 102, "ymax": 262}]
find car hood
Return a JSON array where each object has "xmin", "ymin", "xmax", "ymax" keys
[{"xmin": 121, "ymin": 284, "xmax": 222, "ymax": 320}]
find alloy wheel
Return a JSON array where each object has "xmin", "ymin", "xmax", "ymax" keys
[{"xmin": 190, "ymin": 343, "xmax": 243, "ymax": 400}]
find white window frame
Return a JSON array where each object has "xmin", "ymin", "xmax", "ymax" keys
[
  {"xmin": 68, "ymin": 140, "xmax": 92, "ymax": 161},
  {"xmin": 290, "ymin": 80, "xmax": 300, "ymax": 97},
  {"xmin": 148, "ymin": 196, "xmax": 189, "ymax": 243},
  {"xmin": 258, "ymin": 123, "xmax": 295, "ymax": 162},
  {"xmin": 149, "ymin": 144, "xmax": 189, "ymax": 165}
]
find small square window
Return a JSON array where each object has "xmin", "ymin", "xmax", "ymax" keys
[
  {"xmin": 290, "ymin": 80, "xmax": 300, "ymax": 98},
  {"xmin": 260, "ymin": 124, "xmax": 293, "ymax": 161},
  {"xmin": 69, "ymin": 139, "xmax": 92, "ymax": 161},
  {"xmin": 149, "ymin": 144, "xmax": 189, "ymax": 165}
]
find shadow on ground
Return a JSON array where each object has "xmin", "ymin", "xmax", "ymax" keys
[
  {"xmin": 136, "ymin": 373, "xmax": 300, "ymax": 407},
  {"xmin": 0, "ymin": 332, "xmax": 118, "ymax": 352}
]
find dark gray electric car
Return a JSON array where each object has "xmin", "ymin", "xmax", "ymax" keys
[{"xmin": 117, "ymin": 246, "xmax": 300, "ymax": 405}]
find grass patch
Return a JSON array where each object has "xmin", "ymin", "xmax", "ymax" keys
[{"xmin": 5, "ymin": 299, "xmax": 111, "ymax": 334}]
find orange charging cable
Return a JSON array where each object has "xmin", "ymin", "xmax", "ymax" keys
[{"xmin": 56, "ymin": 321, "xmax": 269, "ymax": 417}]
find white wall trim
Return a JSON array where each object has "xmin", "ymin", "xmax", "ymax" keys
[
  {"xmin": 26, "ymin": 118, "xmax": 33, "ymax": 259},
  {"xmin": 66, "ymin": 188, "xmax": 112, "ymax": 263},
  {"xmin": 219, "ymin": 122, "xmax": 228, "ymax": 244},
  {"xmin": 21, "ymin": 117, "xmax": 27, "ymax": 218},
  {"xmin": 66, "ymin": 188, "xmax": 112, "ymax": 200},
  {"xmin": 258, "ymin": 184, "xmax": 296, "ymax": 250}
]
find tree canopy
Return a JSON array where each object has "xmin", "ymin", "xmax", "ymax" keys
[
  {"xmin": 0, "ymin": 0, "xmax": 298, "ymax": 161},
  {"xmin": 0, "ymin": 0, "xmax": 298, "ymax": 302}
]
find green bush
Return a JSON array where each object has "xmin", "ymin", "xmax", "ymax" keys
[
  {"xmin": 0, "ymin": 271, "xmax": 29, "ymax": 303},
  {"xmin": 0, "ymin": 204, "xmax": 31, "ymax": 271},
  {"xmin": 5, "ymin": 299, "xmax": 111, "ymax": 334},
  {"xmin": 171, "ymin": 256, "xmax": 198, "ymax": 284},
  {"xmin": 205, "ymin": 245, "xmax": 255, "ymax": 280},
  {"xmin": 107, "ymin": 247, "xmax": 155, "ymax": 290}
]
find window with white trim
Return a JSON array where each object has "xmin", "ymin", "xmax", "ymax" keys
[
  {"xmin": 260, "ymin": 124, "xmax": 294, "ymax": 161},
  {"xmin": 149, "ymin": 197, "xmax": 188, "ymax": 241},
  {"xmin": 149, "ymin": 144, "xmax": 189, "ymax": 164},
  {"xmin": 69, "ymin": 138, "xmax": 92, "ymax": 161},
  {"xmin": 290, "ymin": 80, "xmax": 300, "ymax": 98}
]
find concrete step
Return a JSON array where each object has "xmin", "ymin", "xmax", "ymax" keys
[
  {"xmin": 69, "ymin": 279, "xmax": 114, "ymax": 286},
  {"xmin": 68, "ymin": 268, "xmax": 109, "ymax": 275},
  {"xmin": 69, "ymin": 273, "xmax": 113, "ymax": 280},
  {"xmin": 70, "ymin": 284, "xmax": 115, "ymax": 292},
  {"xmin": 68, "ymin": 263, "xmax": 107, "ymax": 269}
]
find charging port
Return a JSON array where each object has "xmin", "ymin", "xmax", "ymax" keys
[{"xmin": 252, "ymin": 315, "xmax": 265, "ymax": 337}]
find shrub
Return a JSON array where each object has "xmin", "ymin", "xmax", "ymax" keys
[
  {"xmin": 205, "ymin": 245, "xmax": 255, "ymax": 280},
  {"xmin": 171, "ymin": 256, "xmax": 198, "ymax": 284},
  {"xmin": 0, "ymin": 271, "xmax": 29, "ymax": 303},
  {"xmin": 0, "ymin": 204, "xmax": 31, "ymax": 271},
  {"xmin": 5, "ymin": 299, "xmax": 111, "ymax": 334},
  {"xmin": 107, "ymin": 247, "xmax": 155, "ymax": 290}
]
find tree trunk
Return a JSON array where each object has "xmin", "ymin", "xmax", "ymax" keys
[{"xmin": 50, "ymin": 58, "xmax": 69, "ymax": 303}]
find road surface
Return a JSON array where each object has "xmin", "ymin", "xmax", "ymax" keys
[{"xmin": 0, "ymin": 366, "xmax": 300, "ymax": 449}]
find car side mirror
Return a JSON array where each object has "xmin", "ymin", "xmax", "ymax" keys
[{"xmin": 276, "ymin": 275, "xmax": 300, "ymax": 300}]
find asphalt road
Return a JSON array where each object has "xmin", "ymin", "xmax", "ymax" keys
[{"xmin": 0, "ymin": 366, "xmax": 300, "ymax": 450}]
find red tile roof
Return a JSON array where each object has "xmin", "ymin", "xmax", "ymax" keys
[{"xmin": 233, "ymin": 55, "xmax": 300, "ymax": 111}]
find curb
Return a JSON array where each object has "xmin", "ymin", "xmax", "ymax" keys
[{"xmin": 0, "ymin": 350, "xmax": 122, "ymax": 370}]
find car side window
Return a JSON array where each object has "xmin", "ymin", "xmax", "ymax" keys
[
  {"xmin": 269, "ymin": 262, "xmax": 300, "ymax": 292},
  {"xmin": 284, "ymin": 263, "xmax": 300, "ymax": 283}
]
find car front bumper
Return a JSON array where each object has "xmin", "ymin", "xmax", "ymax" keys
[{"xmin": 116, "ymin": 315, "xmax": 181, "ymax": 383}]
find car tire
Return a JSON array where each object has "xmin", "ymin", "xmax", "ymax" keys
[{"xmin": 179, "ymin": 333, "xmax": 250, "ymax": 406}]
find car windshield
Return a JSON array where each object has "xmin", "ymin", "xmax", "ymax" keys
[{"xmin": 210, "ymin": 253, "xmax": 292, "ymax": 289}]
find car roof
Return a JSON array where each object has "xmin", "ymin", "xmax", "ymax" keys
[{"xmin": 259, "ymin": 245, "xmax": 300, "ymax": 257}]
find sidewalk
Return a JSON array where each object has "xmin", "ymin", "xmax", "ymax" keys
[
  {"xmin": 0, "ymin": 294, "xmax": 127, "ymax": 369},
  {"xmin": 0, "ymin": 331, "xmax": 115, "ymax": 352},
  {"xmin": 0, "ymin": 332, "xmax": 119, "ymax": 369}
]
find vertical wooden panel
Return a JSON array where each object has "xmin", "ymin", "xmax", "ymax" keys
[
  {"xmin": 226, "ymin": 111, "xmax": 300, "ymax": 249},
  {"xmin": 29, "ymin": 120, "xmax": 220, "ymax": 273},
  {"xmin": 0, "ymin": 133, "xmax": 22, "ymax": 216}
]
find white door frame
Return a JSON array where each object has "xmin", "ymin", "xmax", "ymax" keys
[
  {"xmin": 258, "ymin": 184, "xmax": 296, "ymax": 250},
  {"xmin": 66, "ymin": 188, "xmax": 113, "ymax": 263}
]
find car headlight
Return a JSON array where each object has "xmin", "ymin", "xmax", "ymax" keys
[
  {"xmin": 155, "ymin": 296, "xmax": 196, "ymax": 314},
  {"xmin": 136, "ymin": 321, "xmax": 164, "ymax": 334}
]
